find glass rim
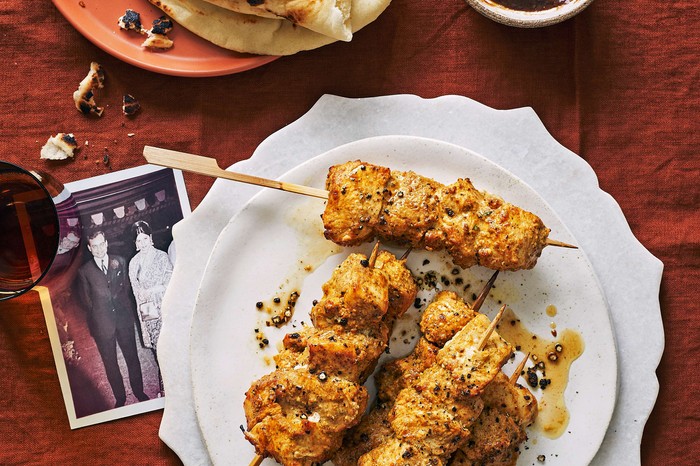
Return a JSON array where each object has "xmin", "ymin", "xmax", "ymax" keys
[{"xmin": 0, "ymin": 160, "xmax": 61, "ymax": 301}]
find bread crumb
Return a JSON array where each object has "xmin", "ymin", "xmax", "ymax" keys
[
  {"xmin": 122, "ymin": 94, "xmax": 141, "ymax": 116},
  {"xmin": 41, "ymin": 133, "xmax": 79, "ymax": 160},
  {"xmin": 73, "ymin": 62, "xmax": 105, "ymax": 117}
]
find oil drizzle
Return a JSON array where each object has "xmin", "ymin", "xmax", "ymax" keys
[{"xmin": 497, "ymin": 307, "xmax": 584, "ymax": 439}]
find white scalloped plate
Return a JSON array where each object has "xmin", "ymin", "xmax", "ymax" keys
[
  {"xmin": 158, "ymin": 95, "xmax": 663, "ymax": 466},
  {"xmin": 189, "ymin": 135, "xmax": 616, "ymax": 465}
]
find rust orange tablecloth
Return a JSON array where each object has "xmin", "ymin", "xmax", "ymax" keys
[{"xmin": 0, "ymin": 0, "xmax": 698, "ymax": 464}]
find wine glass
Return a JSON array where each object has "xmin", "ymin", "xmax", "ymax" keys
[{"xmin": 0, "ymin": 161, "xmax": 82, "ymax": 300}]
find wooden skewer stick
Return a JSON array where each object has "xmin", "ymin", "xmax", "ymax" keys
[
  {"xmin": 249, "ymin": 454, "xmax": 263, "ymax": 466},
  {"xmin": 545, "ymin": 238, "xmax": 577, "ymax": 249},
  {"xmin": 368, "ymin": 241, "xmax": 381, "ymax": 268},
  {"xmin": 472, "ymin": 271, "xmax": 499, "ymax": 313},
  {"xmin": 143, "ymin": 145, "xmax": 329, "ymax": 200},
  {"xmin": 477, "ymin": 304, "xmax": 507, "ymax": 351},
  {"xmin": 509, "ymin": 352, "xmax": 531, "ymax": 385},
  {"xmin": 144, "ymin": 146, "xmax": 577, "ymax": 250},
  {"xmin": 399, "ymin": 247, "xmax": 413, "ymax": 261}
]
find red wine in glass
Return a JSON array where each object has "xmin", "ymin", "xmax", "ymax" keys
[{"xmin": 0, "ymin": 162, "xmax": 63, "ymax": 300}]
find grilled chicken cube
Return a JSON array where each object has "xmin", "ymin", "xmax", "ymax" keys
[
  {"xmin": 449, "ymin": 409, "xmax": 523, "ymax": 466},
  {"xmin": 420, "ymin": 291, "xmax": 479, "ymax": 347},
  {"xmin": 424, "ymin": 178, "xmax": 549, "ymax": 271},
  {"xmin": 451, "ymin": 372, "xmax": 537, "ymax": 466},
  {"xmin": 332, "ymin": 401, "xmax": 394, "ymax": 466},
  {"xmin": 358, "ymin": 437, "xmax": 446, "ymax": 466},
  {"xmin": 244, "ymin": 368, "xmax": 367, "ymax": 466},
  {"xmin": 311, "ymin": 253, "xmax": 389, "ymax": 331},
  {"xmin": 375, "ymin": 170, "xmax": 441, "ymax": 246},
  {"xmin": 390, "ymin": 364, "xmax": 485, "ymax": 457},
  {"xmin": 323, "ymin": 161, "xmax": 390, "ymax": 246},
  {"xmin": 374, "ymin": 250, "xmax": 418, "ymax": 322},
  {"xmin": 438, "ymin": 314, "xmax": 513, "ymax": 396},
  {"xmin": 375, "ymin": 337, "xmax": 439, "ymax": 403},
  {"xmin": 306, "ymin": 328, "xmax": 389, "ymax": 382}
]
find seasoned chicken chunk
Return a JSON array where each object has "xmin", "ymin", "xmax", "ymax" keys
[
  {"xmin": 438, "ymin": 314, "xmax": 514, "ymax": 396},
  {"xmin": 310, "ymin": 253, "xmax": 389, "ymax": 331},
  {"xmin": 420, "ymin": 291, "xmax": 479, "ymax": 347},
  {"xmin": 424, "ymin": 178, "xmax": 549, "ymax": 271},
  {"xmin": 358, "ymin": 437, "xmax": 446, "ymax": 466},
  {"xmin": 323, "ymin": 161, "xmax": 391, "ymax": 245},
  {"xmin": 306, "ymin": 328, "xmax": 389, "ymax": 382},
  {"xmin": 375, "ymin": 170, "xmax": 441, "ymax": 246},
  {"xmin": 332, "ymin": 402, "xmax": 394, "ymax": 466},
  {"xmin": 374, "ymin": 250, "xmax": 418, "ymax": 322},
  {"xmin": 375, "ymin": 337, "xmax": 440, "ymax": 403},
  {"xmin": 450, "ymin": 372, "xmax": 537, "ymax": 466},
  {"xmin": 391, "ymin": 364, "xmax": 485, "ymax": 457},
  {"xmin": 244, "ymin": 368, "xmax": 367, "ymax": 466}
]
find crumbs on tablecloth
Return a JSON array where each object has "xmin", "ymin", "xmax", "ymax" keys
[
  {"xmin": 40, "ymin": 133, "xmax": 79, "ymax": 160},
  {"xmin": 122, "ymin": 94, "xmax": 141, "ymax": 116},
  {"xmin": 73, "ymin": 61, "xmax": 104, "ymax": 116}
]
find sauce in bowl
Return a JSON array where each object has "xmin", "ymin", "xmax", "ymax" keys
[{"xmin": 489, "ymin": 0, "xmax": 571, "ymax": 11}]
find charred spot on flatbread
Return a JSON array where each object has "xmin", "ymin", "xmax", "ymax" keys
[{"xmin": 118, "ymin": 9, "xmax": 145, "ymax": 32}]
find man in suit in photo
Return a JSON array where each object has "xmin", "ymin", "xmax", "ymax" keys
[{"xmin": 77, "ymin": 230, "xmax": 149, "ymax": 408}]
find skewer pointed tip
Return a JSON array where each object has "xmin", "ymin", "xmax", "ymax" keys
[
  {"xmin": 546, "ymin": 238, "xmax": 578, "ymax": 249},
  {"xmin": 509, "ymin": 352, "xmax": 531, "ymax": 385},
  {"xmin": 478, "ymin": 304, "xmax": 507, "ymax": 351},
  {"xmin": 471, "ymin": 271, "xmax": 499, "ymax": 313}
]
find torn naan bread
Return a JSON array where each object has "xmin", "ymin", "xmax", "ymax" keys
[
  {"xmin": 202, "ymin": 0, "xmax": 352, "ymax": 41},
  {"xmin": 148, "ymin": 0, "xmax": 391, "ymax": 55}
]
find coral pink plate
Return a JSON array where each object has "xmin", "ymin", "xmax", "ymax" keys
[{"xmin": 53, "ymin": 0, "xmax": 278, "ymax": 77}]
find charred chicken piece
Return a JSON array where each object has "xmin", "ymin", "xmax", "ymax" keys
[{"xmin": 323, "ymin": 161, "xmax": 551, "ymax": 271}]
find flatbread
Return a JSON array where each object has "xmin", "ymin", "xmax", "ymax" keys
[
  {"xmin": 202, "ymin": 0, "xmax": 353, "ymax": 41},
  {"xmin": 148, "ymin": 0, "xmax": 391, "ymax": 56}
]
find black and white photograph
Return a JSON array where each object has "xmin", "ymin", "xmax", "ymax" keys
[{"xmin": 40, "ymin": 165, "xmax": 189, "ymax": 429}]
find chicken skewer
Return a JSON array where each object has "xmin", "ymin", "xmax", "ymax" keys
[
  {"xmin": 357, "ymin": 305, "xmax": 512, "ymax": 464},
  {"xmin": 322, "ymin": 160, "xmax": 569, "ymax": 271},
  {"xmin": 333, "ymin": 277, "xmax": 497, "ymax": 466},
  {"xmin": 448, "ymin": 354, "xmax": 536, "ymax": 466},
  {"xmin": 143, "ymin": 147, "xmax": 576, "ymax": 272},
  {"xmin": 335, "ymin": 283, "xmax": 537, "ymax": 466},
  {"xmin": 244, "ymin": 245, "xmax": 418, "ymax": 466}
]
